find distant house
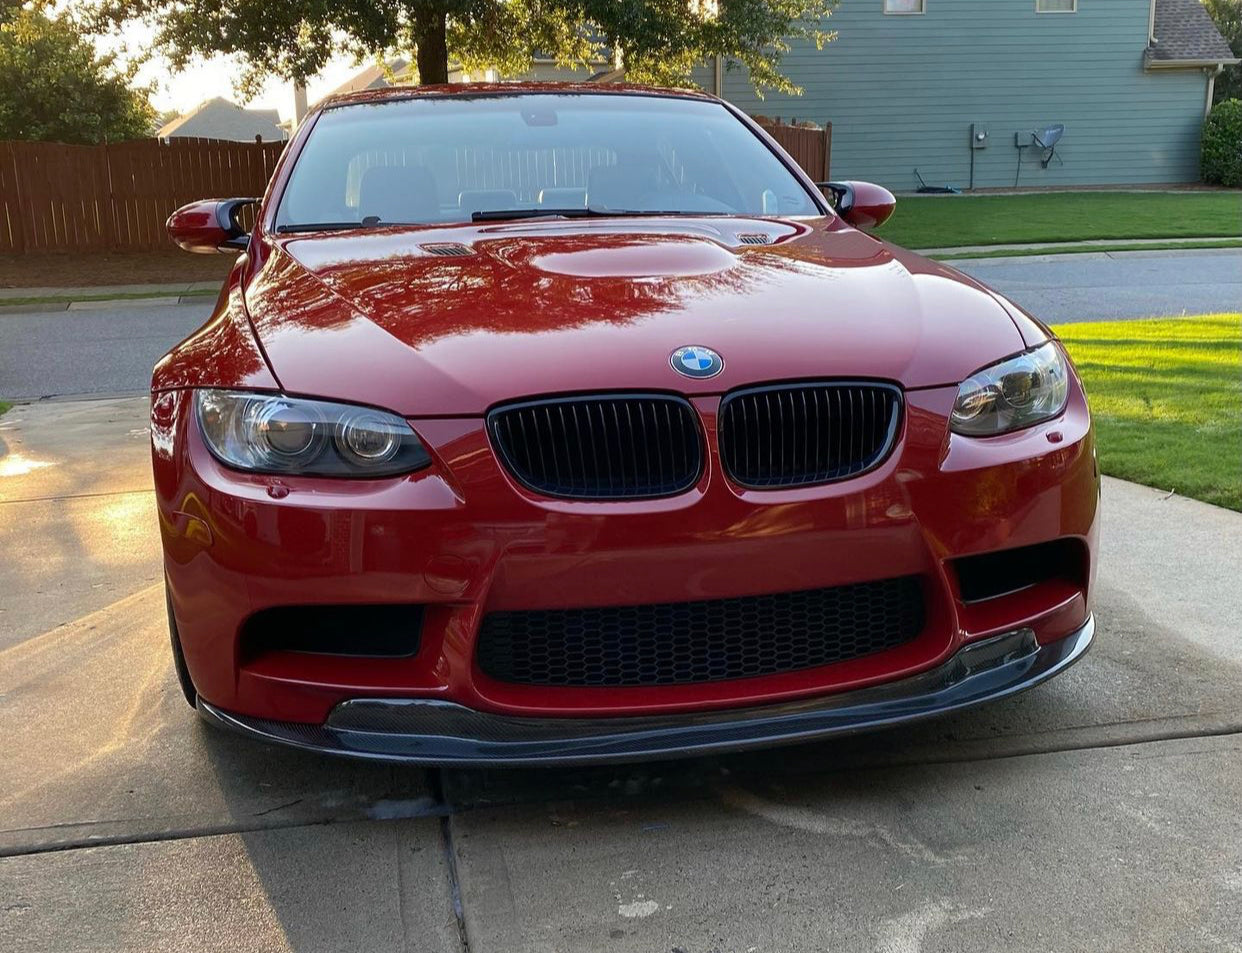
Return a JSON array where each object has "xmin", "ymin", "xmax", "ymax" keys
[
  {"xmin": 156, "ymin": 98, "xmax": 288, "ymax": 142},
  {"xmin": 450, "ymin": 56, "xmax": 610, "ymax": 84},
  {"xmin": 697, "ymin": 0, "xmax": 1239, "ymax": 190},
  {"xmin": 322, "ymin": 54, "xmax": 609, "ymax": 103},
  {"xmin": 326, "ymin": 59, "xmax": 413, "ymax": 97}
]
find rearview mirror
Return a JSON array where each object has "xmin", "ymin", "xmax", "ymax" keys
[
  {"xmin": 816, "ymin": 181, "xmax": 896, "ymax": 231},
  {"xmin": 167, "ymin": 198, "xmax": 259, "ymax": 253}
]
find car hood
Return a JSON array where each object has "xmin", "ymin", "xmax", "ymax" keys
[{"xmin": 244, "ymin": 217, "xmax": 1034, "ymax": 417}]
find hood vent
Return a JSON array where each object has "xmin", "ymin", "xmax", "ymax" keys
[
  {"xmin": 736, "ymin": 233, "xmax": 772, "ymax": 246},
  {"xmin": 421, "ymin": 242, "xmax": 473, "ymax": 257}
]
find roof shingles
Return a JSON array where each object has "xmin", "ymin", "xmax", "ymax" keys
[
  {"xmin": 156, "ymin": 97, "xmax": 287, "ymax": 141},
  {"xmin": 1148, "ymin": 0, "xmax": 1239, "ymax": 64}
]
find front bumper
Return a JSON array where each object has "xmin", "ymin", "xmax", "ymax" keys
[
  {"xmin": 198, "ymin": 617, "xmax": 1093, "ymax": 765},
  {"xmin": 155, "ymin": 375, "xmax": 1098, "ymax": 729}
]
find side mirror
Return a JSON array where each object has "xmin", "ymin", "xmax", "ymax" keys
[
  {"xmin": 816, "ymin": 181, "xmax": 896, "ymax": 231},
  {"xmin": 167, "ymin": 198, "xmax": 259, "ymax": 253}
]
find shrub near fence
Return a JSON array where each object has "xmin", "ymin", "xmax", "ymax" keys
[{"xmin": 0, "ymin": 137, "xmax": 285, "ymax": 254}]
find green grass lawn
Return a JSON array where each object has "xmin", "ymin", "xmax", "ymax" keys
[
  {"xmin": 877, "ymin": 191, "xmax": 1242, "ymax": 249},
  {"xmin": 1054, "ymin": 314, "xmax": 1241, "ymax": 511},
  {"xmin": 0, "ymin": 400, "xmax": 11, "ymax": 418}
]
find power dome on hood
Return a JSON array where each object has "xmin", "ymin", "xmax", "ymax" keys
[{"xmin": 242, "ymin": 222, "xmax": 1028, "ymax": 417}]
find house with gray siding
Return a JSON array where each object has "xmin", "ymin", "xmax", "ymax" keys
[
  {"xmin": 156, "ymin": 98, "xmax": 288, "ymax": 143},
  {"xmin": 698, "ymin": 0, "xmax": 1238, "ymax": 190}
]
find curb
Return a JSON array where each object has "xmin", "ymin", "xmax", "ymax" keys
[
  {"xmin": 934, "ymin": 246, "xmax": 1242, "ymax": 266},
  {"xmin": 913, "ymin": 236, "xmax": 1241, "ymax": 256},
  {"xmin": 0, "ymin": 293, "xmax": 212, "ymax": 316}
]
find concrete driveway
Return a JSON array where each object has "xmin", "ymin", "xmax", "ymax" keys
[{"xmin": 2, "ymin": 396, "xmax": 1241, "ymax": 953}]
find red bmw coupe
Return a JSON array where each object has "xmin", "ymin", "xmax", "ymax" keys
[{"xmin": 154, "ymin": 84, "xmax": 1097, "ymax": 765}]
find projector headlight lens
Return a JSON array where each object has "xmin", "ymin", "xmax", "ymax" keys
[
  {"xmin": 951, "ymin": 342, "xmax": 1069, "ymax": 436},
  {"xmin": 195, "ymin": 390, "xmax": 430, "ymax": 477}
]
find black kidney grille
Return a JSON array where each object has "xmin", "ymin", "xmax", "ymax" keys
[
  {"xmin": 476, "ymin": 576, "xmax": 924, "ymax": 688},
  {"xmin": 719, "ymin": 382, "xmax": 902, "ymax": 489},
  {"xmin": 489, "ymin": 394, "xmax": 702, "ymax": 499}
]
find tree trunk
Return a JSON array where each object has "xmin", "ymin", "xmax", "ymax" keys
[{"xmin": 413, "ymin": 5, "xmax": 449, "ymax": 85}]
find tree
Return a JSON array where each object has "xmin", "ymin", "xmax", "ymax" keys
[
  {"xmin": 1205, "ymin": 0, "xmax": 1242, "ymax": 104},
  {"xmin": 0, "ymin": 1, "xmax": 154, "ymax": 143},
  {"xmin": 90, "ymin": 0, "xmax": 836, "ymax": 98},
  {"xmin": 150, "ymin": 107, "xmax": 181, "ymax": 135}
]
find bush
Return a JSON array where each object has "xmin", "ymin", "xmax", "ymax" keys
[{"xmin": 1202, "ymin": 99, "xmax": 1242, "ymax": 187}]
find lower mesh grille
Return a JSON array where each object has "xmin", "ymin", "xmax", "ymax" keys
[{"xmin": 476, "ymin": 577, "xmax": 925, "ymax": 688}]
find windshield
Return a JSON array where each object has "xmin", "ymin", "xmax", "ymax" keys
[{"xmin": 275, "ymin": 93, "xmax": 822, "ymax": 230}]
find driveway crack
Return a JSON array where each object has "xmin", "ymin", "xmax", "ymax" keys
[{"xmin": 428, "ymin": 768, "xmax": 472, "ymax": 953}]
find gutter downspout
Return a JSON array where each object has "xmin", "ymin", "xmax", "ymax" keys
[
  {"xmin": 1148, "ymin": 0, "xmax": 1156, "ymax": 45},
  {"xmin": 1206, "ymin": 64, "xmax": 1223, "ymax": 117}
]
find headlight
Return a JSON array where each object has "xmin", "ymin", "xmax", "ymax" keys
[
  {"xmin": 194, "ymin": 390, "xmax": 431, "ymax": 477},
  {"xmin": 950, "ymin": 342, "xmax": 1069, "ymax": 436}
]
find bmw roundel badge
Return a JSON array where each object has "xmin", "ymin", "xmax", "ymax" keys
[{"xmin": 670, "ymin": 345, "xmax": 724, "ymax": 380}]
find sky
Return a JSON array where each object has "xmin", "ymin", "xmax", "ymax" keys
[{"xmin": 109, "ymin": 23, "xmax": 368, "ymax": 122}]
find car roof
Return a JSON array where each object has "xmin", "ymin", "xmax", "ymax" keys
[{"xmin": 315, "ymin": 81, "xmax": 718, "ymax": 112}]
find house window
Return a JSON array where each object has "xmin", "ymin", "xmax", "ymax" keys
[
  {"xmin": 1036, "ymin": 0, "xmax": 1076, "ymax": 12},
  {"xmin": 884, "ymin": 0, "xmax": 925, "ymax": 14}
]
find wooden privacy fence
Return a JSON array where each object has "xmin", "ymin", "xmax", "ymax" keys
[
  {"xmin": 753, "ymin": 117, "xmax": 832, "ymax": 183},
  {"xmin": 0, "ymin": 138, "xmax": 285, "ymax": 254}
]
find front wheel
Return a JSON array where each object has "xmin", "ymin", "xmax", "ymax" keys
[{"xmin": 165, "ymin": 580, "xmax": 198, "ymax": 708}]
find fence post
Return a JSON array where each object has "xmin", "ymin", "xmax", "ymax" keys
[
  {"xmin": 823, "ymin": 123, "xmax": 832, "ymax": 182},
  {"xmin": 103, "ymin": 140, "xmax": 120, "ymax": 251},
  {"xmin": 0, "ymin": 141, "xmax": 25, "ymax": 253}
]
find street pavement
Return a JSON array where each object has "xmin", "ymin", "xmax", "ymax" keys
[
  {"xmin": 1, "ymin": 249, "xmax": 1238, "ymax": 401},
  {"xmin": 0, "ymin": 302, "xmax": 211, "ymax": 401},
  {"xmin": 953, "ymin": 248, "xmax": 1242, "ymax": 324},
  {"xmin": 2, "ymin": 397, "xmax": 1241, "ymax": 952}
]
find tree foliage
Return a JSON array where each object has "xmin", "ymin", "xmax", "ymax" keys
[
  {"xmin": 0, "ymin": 1, "xmax": 154, "ymax": 143},
  {"xmin": 90, "ymin": 0, "xmax": 836, "ymax": 97},
  {"xmin": 1205, "ymin": 0, "xmax": 1242, "ymax": 104}
]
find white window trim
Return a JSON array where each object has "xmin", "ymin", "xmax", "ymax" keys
[
  {"xmin": 883, "ymin": 0, "xmax": 925, "ymax": 15},
  {"xmin": 1036, "ymin": 0, "xmax": 1077, "ymax": 13}
]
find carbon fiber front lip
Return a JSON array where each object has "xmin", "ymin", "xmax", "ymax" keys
[{"xmin": 198, "ymin": 617, "xmax": 1093, "ymax": 766}]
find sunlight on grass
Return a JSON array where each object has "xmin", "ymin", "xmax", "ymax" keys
[{"xmin": 1054, "ymin": 314, "xmax": 1241, "ymax": 511}]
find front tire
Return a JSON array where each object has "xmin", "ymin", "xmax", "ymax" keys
[{"xmin": 165, "ymin": 580, "xmax": 198, "ymax": 708}]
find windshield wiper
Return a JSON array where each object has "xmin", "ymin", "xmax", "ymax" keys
[
  {"xmin": 472, "ymin": 207, "xmax": 598, "ymax": 222},
  {"xmin": 280, "ymin": 209, "xmax": 728, "ymax": 230},
  {"xmin": 276, "ymin": 222, "xmax": 372, "ymax": 233},
  {"xmin": 471, "ymin": 207, "xmax": 724, "ymax": 223}
]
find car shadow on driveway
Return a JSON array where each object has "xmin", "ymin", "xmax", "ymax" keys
[
  {"xmin": 3, "ymin": 580, "xmax": 1242, "ymax": 952},
  {"xmin": 184, "ymin": 588, "xmax": 1242, "ymax": 950}
]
